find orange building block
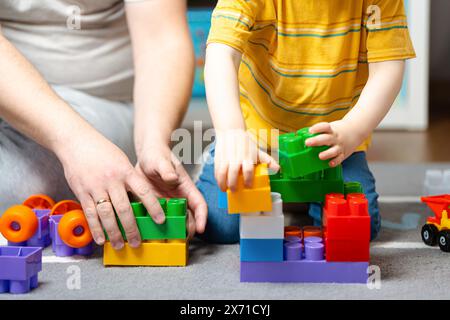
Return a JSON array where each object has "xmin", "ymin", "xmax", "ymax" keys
[{"xmin": 226, "ymin": 164, "xmax": 272, "ymax": 214}]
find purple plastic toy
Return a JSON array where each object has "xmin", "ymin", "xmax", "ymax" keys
[
  {"xmin": 8, "ymin": 209, "xmax": 51, "ymax": 248},
  {"xmin": 242, "ymin": 236, "xmax": 369, "ymax": 283},
  {"xmin": 49, "ymin": 215, "xmax": 94, "ymax": 257},
  {"xmin": 0, "ymin": 246, "xmax": 42, "ymax": 294},
  {"xmin": 241, "ymin": 260, "xmax": 369, "ymax": 283}
]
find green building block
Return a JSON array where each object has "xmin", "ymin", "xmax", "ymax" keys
[
  {"xmin": 279, "ymin": 127, "xmax": 330, "ymax": 178},
  {"xmin": 269, "ymin": 166, "xmax": 344, "ymax": 203},
  {"xmin": 344, "ymin": 181, "xmax": 364, "ymax": 195},
  {"xmin": 110, "ymin": 198, "xmax": 187, "ymax": 241}
]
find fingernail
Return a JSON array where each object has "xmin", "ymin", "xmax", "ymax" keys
[
  {"xmin": 113, "ymin": 242, "xmax": 124, "ymax": 250},
  {"xmin": 155, "ymin": 213, "xmax": 165, "ymax": 224},
  {"xmin": 129, "ymin": 239, "xmax": 141, "ymax": 248},
  {"xmin": 95, "ymin": 236, "xmax": 105, "ymax": 245}
]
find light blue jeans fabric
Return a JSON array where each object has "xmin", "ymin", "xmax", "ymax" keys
[
  {"xmin": 0, "ymin": 85, "xmax": 135, "ymax": 212},
  {"xmin": 195, "ymin": 144, "xmax": 381, "ymax": 244}
]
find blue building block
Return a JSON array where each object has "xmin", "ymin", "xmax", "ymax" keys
[
  {"xmin": 240, "ymin": 239, "xmax": 283, "ymax": 262},
  {"xmin": 218, "ymin": 190, "xmax": 228, "ymax": 209}
]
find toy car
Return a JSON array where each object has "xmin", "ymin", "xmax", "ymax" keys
[{"xmin": 421, "ymin": 194, "xmax": 450, "ymax": 252}]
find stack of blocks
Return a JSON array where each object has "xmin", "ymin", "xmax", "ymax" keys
[
  {"xmin": 103, "ymin": 198, "xmax": 188, "ymax": 266},
  {"xmin": 223, "ymin": 127, "xmax": 371, "ymax": 283}
]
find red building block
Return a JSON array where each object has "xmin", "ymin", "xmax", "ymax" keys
[{"xmin": 323, "ymin": 193, "xmax": 370, "ymax": 262}]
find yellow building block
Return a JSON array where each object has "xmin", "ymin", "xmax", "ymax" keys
[
  {"xmin": 103, "ymin": 240, "xmax": 188, "ymax": 266},
  {"xmin": 227, "ymin": 163, "xmax": 272, "ymax": 214}
]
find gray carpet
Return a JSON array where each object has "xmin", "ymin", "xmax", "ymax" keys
[{"xmin": 1, "ymin": 162, "xmax": 450, "ymax": 300}]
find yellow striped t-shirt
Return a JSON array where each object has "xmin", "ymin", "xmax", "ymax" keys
[{"xmin": 207, "ymin": 0, "xmax": 416, "ymax": 151}]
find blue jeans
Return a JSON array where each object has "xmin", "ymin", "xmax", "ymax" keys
[{"xmin": 195, "ymin": 144, "xmax": 381, "ymax": 244}]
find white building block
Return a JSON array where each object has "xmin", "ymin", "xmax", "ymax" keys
[
  {"xmin": 240, "ymin": 193, "xmax": 284, "ymax": 239},
  {"xmin": 424, "ymin": 169, "xmax": 450, "ymax": 195}
]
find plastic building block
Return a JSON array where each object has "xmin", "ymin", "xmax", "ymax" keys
[
  {"xmin": 278, "ymin": 128, "xmax": 330, "ymax": 178},
  {"xmin": 50, "ymin": 214, "xmax": 94, "ymax": 257},
  {"xmin": 284, "ymin": 226, "xmax": 302, "ymax": 238},
  {"xmin": 270, "ymin": 166, "xmax": 344, "ymax": 203},
  {"xmin": 303, "ymin": 226, "xmax": 323, "ymax": 238},
  {"xmin": 0, "ymin": 246, "xmax": 42, "ymax": 294},
  {"xmin": 218, "ymin": 190, "xmax": 228, "ymax": 209},
  {"xmin": 240, "ymin": 261, "xmax": 368, "ymax": 283},
  {"xmin": 103, "ymin": 240, "xmax": 188, "ymax": 266},
  {"xmin": 240, "ymin": 193, "xmax": 284, "ymax": 239},
  {"xmin": 113, "ymin": 199, "xmax": 187, "ymax": 241},
  {"xmin": 420, "ymin": 194, "xmax": 450, "ymax": 252},
  {"xmin": 240, "ymin": 239, "xmax": 283, "ymax": 262},
  {"xmin": 240, "ymin": 235, "xmax": 368, "ymax": 283},
  {"xmin": 323, "ymin": 193, "xmax": 370, "ymax": 262},
  {"xmin": 424, "ymin": 170, "xmax": 450, "ymax": 195},
  {"xmin": 227, "ymin": 164, "xmax": 272, "ymax": 214},
  {"xmin": 344, "ymin": 181, "xmax": 363, "ymax": 195},
  {"xmin": 0, "ymin": 206, "xmax": 51, "ymax": 248}
]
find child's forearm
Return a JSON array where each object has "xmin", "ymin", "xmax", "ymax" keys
[
  {"xmin": 343, "ymin": 60, "xmax": 406, "ymax": 141},
  {"xmin": 204, "ymin": 43, "xmax": 246, "ymax": 132}
]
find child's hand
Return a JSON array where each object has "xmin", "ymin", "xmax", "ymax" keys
[
  {"xmin": 305, "ymin": 120, "xmax": 366, "ymax": 167},
  {"xmin": 215, "ymin": 129, "xmax": 279, "ymax": 192}
]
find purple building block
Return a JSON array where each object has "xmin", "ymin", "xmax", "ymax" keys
[
  {"xmin": 49, "ymin": 215, "xmax": 94, "ymax": 257},
  {"xmin": 241, "ymin": 235, "xmax": 369, "ymax": 283},
  {"xmin": 8, "ymin": 209, "xmax": 51, "ymax": 248},
  {"xmin": 240, "ymin": 260, "xmax": 369, "ymax": 283},
  {"xmin": 0, "ymin": 246, "xmax": 42, "ymax": 294}
]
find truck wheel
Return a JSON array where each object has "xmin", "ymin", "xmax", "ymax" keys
[
  {"xmin": 438, "ymin": 230, "xmax": 450, "ymax": 252},
  {"xmin": 23, "ymin": 194, "xmax": 55, "ymax": 210},
  {"xmin": 0, "ymin": 205, "xmax": 38, "ymax": 243},
  {"xmin": 58, "ymin": 210, "xmax": 93, "ymax": 248},
  {"xmin": 50, "ymin": 200, "xmax": 82, "ymax": 216},
  {"xmin": 421, "ymin": 224, "xmax": 438, "ymax": 246}
]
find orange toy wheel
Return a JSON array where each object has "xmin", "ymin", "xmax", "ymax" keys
[
  {"xmin": 0, "ymin": 205, "xmax": 38, "ymax": 243},
  {"xmin": 58, "ymin": 210, "xmax": 92, "ymax": 248},
  {"xmin": 50, "ymin": 200, "xmax": 82, "ymax": 216},
  {"xmin": 23, "ymin": 194, "xmax": 55, "ymax": 210}
]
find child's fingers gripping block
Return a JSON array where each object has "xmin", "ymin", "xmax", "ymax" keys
[
  {"xmin": 226, "ymin": 164, "xmax": 272, "ymax": 214},
  {"xmin": 278, "ymin": 127, "xmax": 330, "ymax": 178}
]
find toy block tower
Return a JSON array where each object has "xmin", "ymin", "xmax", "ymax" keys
[
  {"xmin": 226, "ymin": 163, "xmax": 272, "ymax": 214},
  {"xmin": 103, "ymin": 198, "xmax": 188, "ymax": 267},
  {"xmin": 239, "ymin": 193, "xmax": 285, "ymax": 262},
  {"xmin": 322, "ymin": 193, "xmax": 371, "ymax": 262}
]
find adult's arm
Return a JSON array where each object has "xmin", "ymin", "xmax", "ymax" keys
[
  {"xmin": 126, "ymin": 0, "xmax": 207, "ymax": 235},
  {"xmin": 0, "ymin": 33, "xmax": 163, "ymax": 249}
]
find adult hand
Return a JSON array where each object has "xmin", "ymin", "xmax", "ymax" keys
[
  {"xmin": 57, "ymin": 133, "xmax": 165, "ymax": 250},
  {"xmin": 136, "ymin": 143, "xmax": 207, "ymax": 239}
]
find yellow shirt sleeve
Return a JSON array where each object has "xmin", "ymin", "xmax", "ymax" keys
[
  {"xmin": 363, "ymin": 0, "xmax": 416, "ymax": 62},
  {"xmin": 207, "ymin": 0, "xmax": 260, "ymax": 53}
]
